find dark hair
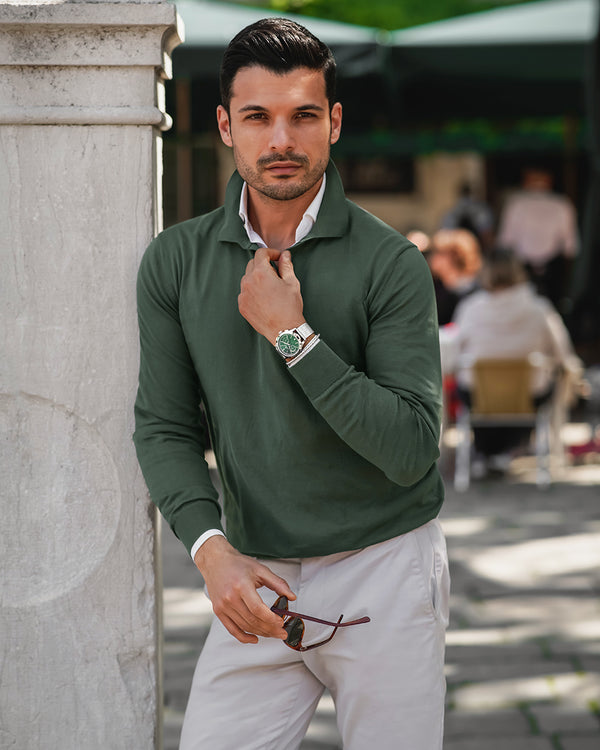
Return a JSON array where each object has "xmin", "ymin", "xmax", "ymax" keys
[
  {"xmin": 220, "ymin": 18, "xmax": 337, "ymax": 112},
  {"xmin": 480, "ymin": 248, "xmax": 528, "ymax": 291}
]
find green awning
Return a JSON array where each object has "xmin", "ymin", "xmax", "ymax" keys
[
  {"xmin": 170, "ymin": 0, "xmax": 383, "ymax": 78},
  {"xmin": 170, "ymin": 0, "xmax": 597, "ymax": 119},
  {"xmin": 387, "ymin": 0, "xmax": 597, "ymax": 119},
  {"xmin": 388, "ymin": 0, "xmax": 596, "ymax": 46}
]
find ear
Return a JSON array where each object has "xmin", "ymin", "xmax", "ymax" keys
[
  {"xmin": 329, "ymin": 102, "xmax": 342, "ymax": 146},
  {"xmin": 216, "ymin": 105, "xmax": 233, "ymax": 147}
]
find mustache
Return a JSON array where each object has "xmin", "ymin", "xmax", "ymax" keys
[{"xmin": 257, "ymin": 153, "xmax": 309, "ymax": 168}]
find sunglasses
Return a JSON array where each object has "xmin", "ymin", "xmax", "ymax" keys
[{"xmin": 271, "ymin": 596, "xmax": 370, "ymax": 652}]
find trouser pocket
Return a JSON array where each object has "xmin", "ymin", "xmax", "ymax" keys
[{"xmin": 412, "ymin": 519, "xmax": 450, "ymax": 628}]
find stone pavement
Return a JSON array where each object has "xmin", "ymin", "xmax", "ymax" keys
[{"xmin": 161, "ymin": 447, "xmax": 600, "ymax": 749}]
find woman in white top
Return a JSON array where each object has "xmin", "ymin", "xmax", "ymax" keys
[{"xmin": 452, "ymin": 249, "xmax": 580, "ymax": 457}]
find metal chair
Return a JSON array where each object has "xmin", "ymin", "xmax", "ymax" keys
[{"xmin": 454, "ymin": 358, "xmax": 553, "ymax": 491}]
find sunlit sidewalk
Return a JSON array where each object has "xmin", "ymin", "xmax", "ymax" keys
[{"xmin": 161, "ymin": 448, "xmax": 600, "ymax": 749}]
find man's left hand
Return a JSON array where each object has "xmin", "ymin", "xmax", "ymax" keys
[{"xmin": 238, "ymin": 248, "xmax": 305, "ymax": 344}]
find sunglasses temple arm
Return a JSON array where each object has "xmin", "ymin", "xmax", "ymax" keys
[
  {"xmin": 300, "ymin": 615, "xmax": 344, "ymax": 652},
  {"xmin": 271, "ymin": 608, "xmax": 370, "ymax": 628}
]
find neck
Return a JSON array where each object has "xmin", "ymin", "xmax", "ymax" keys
[{"xmin": 247, "ymin": 178, "xmax": 322, "ymax": 250}]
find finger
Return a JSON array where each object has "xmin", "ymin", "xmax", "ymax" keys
[
  {"xmin": 237, "ymin": 589, "xmax": 289, "ymax": 639},
  {"xmin": 255, "ymin": 247, "xmax": 282, "ymax": 265},
  {"xmin": 277, "ymin": 250, "xmax": 296, "ymax": 281},
  {"xmin": 224, "ymin": 593, "xmax": 285, "ymax": 638},
  {"xmin": 220, "ymin": 613, "xmax": 259, "ymax": 645},
  {"xmin": 257, "ymin": 566, "xmax": 296, "ymax": 602},
  {"xmin": 213, "ymin": 575, "xmax": 289, "ymax": 639}
]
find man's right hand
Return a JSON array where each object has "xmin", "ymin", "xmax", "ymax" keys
[{"xmin": 194, "ymin": 535, "xmax": 296, "ymax": 644}]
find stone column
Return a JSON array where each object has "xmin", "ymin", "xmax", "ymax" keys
[{"xmin": 0, "ymin": 2, "xmax": 182, "ymax": 747}]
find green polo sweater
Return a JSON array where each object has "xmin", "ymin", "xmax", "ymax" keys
[{"xmin": 133, "ymin": 162, "xmax": 444, "ymax": 559}]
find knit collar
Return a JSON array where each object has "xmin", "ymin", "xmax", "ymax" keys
[
  {"xmin": 238, "ymin": 173, "xmax": 326, "ymax": 248},
  {"xmin": 219, "ymin": 160, "xmax": 349, "ymax": 249}
]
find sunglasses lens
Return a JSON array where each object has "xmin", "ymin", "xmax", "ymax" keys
[
  {"xmin": 283, "ymin": 617, "xmax": 304, "ymax": 649},
  {"xmin": 273, "ymin": 596, "xmax": 288, "ymax": 613}
]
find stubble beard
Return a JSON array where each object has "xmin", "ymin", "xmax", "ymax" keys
[{"xmin": 232, "ymin": 144, "xmax": 330, "ymax": 202}]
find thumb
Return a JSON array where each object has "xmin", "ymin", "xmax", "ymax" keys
[{"xmin": 278, "ymin": 250, "xmax": 296, "ymax": 281}]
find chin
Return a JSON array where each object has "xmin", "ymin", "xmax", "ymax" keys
[{"xmin": 260, "ymin": 182, "xmax": 312, "ymax": 201}]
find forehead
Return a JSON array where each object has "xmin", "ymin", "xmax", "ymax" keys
[{"xmin": 229, "ymin": 65, "xmax": 328, "ymax": 108}]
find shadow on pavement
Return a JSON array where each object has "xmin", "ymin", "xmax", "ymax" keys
[{"xmin": 161, "ymin": 456, "xmax": 600, "ymax": 749}]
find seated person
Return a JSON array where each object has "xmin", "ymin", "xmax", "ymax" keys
[
  {"xmin": 430, "ymin": 228, "xmax": 482, "ymax": 325},
  {"xmin": 452, "ymin": 249, "xmax": 581, "ymax": 466}
]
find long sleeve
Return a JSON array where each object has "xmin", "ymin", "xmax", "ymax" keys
[
  {"xmin": 133, "ymin": 237, "xmax": 223, "ymax": 554},
  {"xmin": 288, "ymin": 245, "xmax": 442, "ymax": 487},
  {"xmin": 131, "ymin": 167, "xmax": 445, "ymax": 560},
  {"xmin": 558, "ymin": 200, "xmax": 579, "ymax": 258},
  {"xmin": 541, "ymin": 299, "xmax": 582, "ymax": 376}
]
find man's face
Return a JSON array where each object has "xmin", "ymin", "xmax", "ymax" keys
[{"xmin": 217, "ymin": 65, "xmax": 342, "ymax": 201}]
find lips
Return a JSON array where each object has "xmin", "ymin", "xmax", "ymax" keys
[{"xmin": 265, "ymin": 162, "xmax": 302, "ymax": 175}]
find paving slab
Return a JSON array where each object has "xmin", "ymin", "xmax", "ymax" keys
[
  {"xmin": 448, "ymin": 657, "xmax": 575, "ymax": 685},
  {"xmin": 160, "ymin": 456, "xmax": 600, "ymax": 749},
  {"xmin": 530, "ymin": 705, "xmax": 600, "ymax": 734},
  {"xmin": 443, "ymin": 737, "xmax": 554, "ymax": 750},
  {"xmin": 444, "ymin": 708, "xmax": 530, "ymax": 737},
  {"xmin": 558, "ymin": 737, "xmax": 600, "ymax": 750}
]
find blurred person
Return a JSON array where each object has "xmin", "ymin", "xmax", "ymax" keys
[
  {"xmin": 429, "ymin": 228, "xmax": 482, "ymax": 325},
  {"xmin": 134, "ymin": 18, "xmax": 448, "ymax": 750},
  {"xmin": 406, "ymin": 228, "xmax": 431, "ymax": 254},
  {"xmin": 441, "ymin": 181, "xmax": 494, "ymax": 252},
  {"xmin": 452, "ymin": 248, "xmax": 582, "ymax": 469},
  {"xmin": 497, "ymin": 166, "xmax": 579, "ymax": 309}
]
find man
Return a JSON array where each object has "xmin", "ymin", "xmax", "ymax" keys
[
  {"xmin": 441, "ymin": 181, "xmax": 494, "ymax": 252},
  {"xmin": 497, "ymin": 166, "xmax": 579, "ymax": 309},
  {"xmin": 134, "ymin": 18, "xmax": 448, "ymax": 750}
]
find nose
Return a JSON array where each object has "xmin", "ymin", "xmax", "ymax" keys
[{"xmin": 268, "ymin": 116, "xmax": 295, "ymax": 152}]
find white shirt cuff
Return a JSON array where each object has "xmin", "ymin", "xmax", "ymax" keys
[
  {"xmin": 190, "ymin": 529, "xmax": 226, "ymax": 561},
  {"xmin": 287, "ymin": 335, "xmax": 320, "ymax": 368}
]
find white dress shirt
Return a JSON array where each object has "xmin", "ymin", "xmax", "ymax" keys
[
  {"xmin": 238, "ymin": 173, "xmax": 326, "ymax": 248},
  {"xmin": 497, "ymin": 189, "xmax": 578, "ymax": 267}
]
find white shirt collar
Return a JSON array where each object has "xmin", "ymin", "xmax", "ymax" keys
[{"xmin": 238, "ymin": 173, "xmax": 327, "ymax": 248}]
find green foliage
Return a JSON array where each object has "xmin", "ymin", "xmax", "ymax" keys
[{"xmin": 242, "ymin": 0, "xmax": 527, "ymax": 30}]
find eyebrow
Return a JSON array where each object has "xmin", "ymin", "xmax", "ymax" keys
[{"xmin": 237, "ymin": 103, "xmax": 326, "ymax": 114}]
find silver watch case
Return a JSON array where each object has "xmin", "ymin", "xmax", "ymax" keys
[{"xmin": 275, "ymin": 323, "xmax": 314, "ymax": 359}]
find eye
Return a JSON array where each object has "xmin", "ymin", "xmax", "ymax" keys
[
  {"xmin": 296, "ymin": 111, "xmax": 317, "ymax": 119},
  {"xmin": 245, "ymin": 112, "xmax": 267, "ymax": 121}
]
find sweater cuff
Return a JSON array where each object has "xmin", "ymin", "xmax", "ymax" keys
[
  {"xmin": 286, "ymin": 339, "xmax": 349, "ymax": 399},
  {"xmin": 172, "ymin": 500, "xmax": 224, "ymax": 556}
]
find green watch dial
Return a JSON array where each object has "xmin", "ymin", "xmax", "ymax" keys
[{"xmin": 277, "ymin": 332, "xmax": 301, "ymax": 357}]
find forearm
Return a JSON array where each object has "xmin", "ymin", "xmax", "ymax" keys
[
  {"xmin": 134, "ymin": 236, "xmax": 222, "ymax": 553},
  {"xmin": 287, "ymin": 339, "xmax": 441, "ymax": 486},
  {"xmin": 133, "ymin": 413, "xmax": 223, "ymax": 552},
  {"xmin": 238, "ymin": 241, "xmax": 442, "ymax": 487}
]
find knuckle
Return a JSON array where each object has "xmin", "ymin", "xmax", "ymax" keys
[{"xmin": 221, "ymin": 591, "xmax": 235, "ymax": 608}]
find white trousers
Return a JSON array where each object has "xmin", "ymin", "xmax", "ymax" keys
[{"xmin": 179, "ymin": 519, "xmax": 450, "ymax": 750}]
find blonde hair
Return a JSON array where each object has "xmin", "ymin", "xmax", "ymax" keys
[{"xmin": 432, "ymin": 228, "xmax": 482, "ymax": 276}]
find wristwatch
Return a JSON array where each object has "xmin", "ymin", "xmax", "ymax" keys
[{"xmin": 275, "ymin": 323, "xmax": 314, "ymax": 360}]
